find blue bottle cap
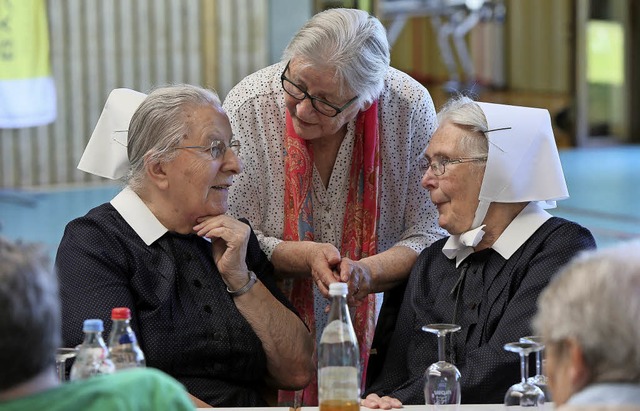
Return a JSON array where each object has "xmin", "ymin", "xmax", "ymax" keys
[{"xmin": 83, "ymin": 319, "xmax": 104, "ymax": 332}]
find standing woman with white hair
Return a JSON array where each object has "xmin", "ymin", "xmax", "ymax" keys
[
  {"xmin": 533, "ymin": 241, "xmax": 640, "ymax": 410},
  {"xmin": 223, "ymin": 8, "xmax": 445, "ymax": 404}
]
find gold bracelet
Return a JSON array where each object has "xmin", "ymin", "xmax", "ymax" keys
[{"xmin": 227, "ymin": 271, "xmax": 257, "ymax": 297}]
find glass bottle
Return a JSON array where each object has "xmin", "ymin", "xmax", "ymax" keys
[
  {"xmin": 108, "ymin": 307, "xmax": 146, "ymax": 369},
  {"xmin": 318, "ymin": 282, "xmax": 360, "ymax": 411},
  {"xmin": 70, "ymin": 319, "xmax": 115, "ymax": 380}
]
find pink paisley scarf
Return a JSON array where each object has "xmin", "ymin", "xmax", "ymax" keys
[{"xmin": 278, "ymin": 101, "xmax": 380, "ymax": 406}]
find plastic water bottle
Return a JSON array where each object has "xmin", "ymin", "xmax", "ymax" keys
[
  {"xmin": 318, "ymin": 282, "xmax": 361, "ymax": 411},
  {"xmin": 108, "ymin": 307, "xmax": 146, "ymax": 369},
  {"xmin": 70, "ymin": 319, "xmax": 115, "ymax": 380}
]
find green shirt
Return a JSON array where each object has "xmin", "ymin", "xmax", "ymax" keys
[{"xmin": 0, "ymin": 368, "xmax": 195, "ymax": 411}]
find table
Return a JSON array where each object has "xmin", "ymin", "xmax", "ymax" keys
[{"xmin": 198, "ymin": 405, "xmax": 507, "ymax": 411}]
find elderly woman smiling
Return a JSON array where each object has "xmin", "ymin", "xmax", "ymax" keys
[
  {"xmin": 533, "ymin": 241, "xmax": 640, "ymax": 410},
  {"xmin": 363, "ymin": 96, "xmax": 596, "ymax": 407},
  {"xmin": 56, "ymin": 85, "xmax": 314, "ymax": 407}
]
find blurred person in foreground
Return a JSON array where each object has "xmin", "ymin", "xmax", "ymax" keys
[
  {"xmin": 56, "ymin": 85, "xmax": 314, "ymax": 407},
  {"xmin": 0, "ymin": 236, "xmax": 195, "ymax": 411},
  {"xmin": 223, "ymin": 8, "xmax": 445, "ymax": 403},
  {"xmin": 363, "ymin": 96, "xmax": 596, "ymax": 407},
  {"xmin": 533, "ymin": 241, "xmax": 640, "ymax": 410}
]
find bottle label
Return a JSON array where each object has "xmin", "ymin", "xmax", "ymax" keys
[
  {"xmin": 318, "ymin": 366, "xmax": 359, "ymax": 401},
  {"xmin": 70, "ymin": 347, "xmax": 115, "ymax": 380},
  {"xmin": 320, "ymin": 320, "xmax": 357, "ymax": 345},
  {"xmin": 118, "ymin": 333, "xmax": 135, "ymax": 344}
]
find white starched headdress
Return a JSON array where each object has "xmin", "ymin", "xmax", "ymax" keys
[
  {"xmin": 443, "ymin": 101, "xmax": 569, "ymax": 265},
  {"xmin": 77, "ymin": 88, "xmax": 147, "ymax": 179}
]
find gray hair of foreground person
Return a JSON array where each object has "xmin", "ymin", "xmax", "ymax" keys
[
  {"xmin": 282, "ymin": 7, "xmax": 390, "ymax": 107},
  {"xmin": 533, "ymin": 241, "xmax": 640, "ymax": 384},
  {"xmin": 0, "ymin": 236, "xmax": 59, "ymax": 392},
  {"xmin": 125, "ymin": 84, "xmax": 223, "ymax": 192}
]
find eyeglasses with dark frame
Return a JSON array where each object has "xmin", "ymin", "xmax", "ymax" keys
[
  {"xmin": 175, "ymin": 139, "xmax": 241, "ymax": 160},
  {"xmin": 418, "ymin": 156, "xmax": 487, "ymax": 176},
  {"xmin": 280, "ymin": 60, "xmax": 358, "ymax": 118}
]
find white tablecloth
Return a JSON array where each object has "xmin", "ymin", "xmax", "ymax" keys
[{"xmin": 197, "ymin": 405, "xmax": 508, "ymax": 411}]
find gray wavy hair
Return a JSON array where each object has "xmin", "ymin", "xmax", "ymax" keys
[
  {"xmin": 0, "ymin": 236, "xmax": 58, "ymax": 391},
  {"xmin": 533, "ymin": 240, "xmax": 640, "ymax": 383},
  {"xmin": 125, "ymin": 84, "xmax": 222, "ymax": 192},
  {"xmin": 282, "ymin": 8, "xmax": 390, "ymax": 107},
  {"xmin": 436, "ymin": 95, "xmax": 489, "ymax": 157}
]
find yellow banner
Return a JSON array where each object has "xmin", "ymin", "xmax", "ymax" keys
[{"xmin": 0, "ymin": 0, "xmax": 51, "ymax": 80}]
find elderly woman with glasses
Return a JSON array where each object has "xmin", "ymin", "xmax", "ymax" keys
[
  {"xmin": 533, "ymin": 241, "xmax": 640, "ymax": 411},
  {"xmin": 56, "ymin": 85, "xmax": 314, "ymax": 407},
  {"xmin": 362, "ymin": 96, "xmax": 596, "ymax": 407},
  {"xmin": 223, "ymin": 8, "xmax": 445, "ymax": 404}
]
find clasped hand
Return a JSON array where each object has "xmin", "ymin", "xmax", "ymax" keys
[{"xmin": 307, "ymin": 243, "xmax": 372, "ymax": 305}]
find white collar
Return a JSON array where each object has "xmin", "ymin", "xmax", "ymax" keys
[
  {"xmin": 442, "ymin": 202, "xmax": 552, "ymax": 266},
  {"xmin": 110, "ymin": 186, "xmax": 168, "ymax": 246}
]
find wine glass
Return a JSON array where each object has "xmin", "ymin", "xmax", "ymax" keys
[
  {"xmin": 422, "ymin": 324, "xmax": 462, "ymax": 408},
  {"xmin": 520, "ymin": 336, "xmax": 551, "ymax": 401},
  {"xmin": 503, "ymin": 342, "xmax": 545, "ymax": 408},
  {"xmin": 55, "ymin": 347, "xmax": 78, "ymax": 382}
]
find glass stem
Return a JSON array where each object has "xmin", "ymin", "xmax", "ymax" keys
[
  {"xmin": 56, "ymin": 360, "xmax": 66, "ymax": 382},
  {"xmin": 520, "ymin": 352, "xmax": 529, "ymax": 384},
  {"xmin": 535, "ymin": 351, "xmax": 542, "ymax": 376},
  {"xmin": 437, "ymin": 333, "xmax": 446, "ymax": 362}
]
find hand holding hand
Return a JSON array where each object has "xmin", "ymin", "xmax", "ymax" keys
[
  {"xmin": 337, "ymin": 258, "xmax": 373, "ymax": 306},
  {"xmin": 194, "ymin": 215, "xmax": 250, "ymax": 290},
  {"xmin": 305, "ymin": 242, "xmax": 341, "ymax": 297}
]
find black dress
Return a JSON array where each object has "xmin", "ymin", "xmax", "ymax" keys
[
  {"xmin": 56, "ymin": 203, "xmax": 298, "ymax": 406},
  {"xmin": 365, "ymin": 217, "xmax": 596, "ymax": 404}
]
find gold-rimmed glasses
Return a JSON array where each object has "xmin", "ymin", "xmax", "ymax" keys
[
  {"xmin": 175, "ymin": 139, "xmax": 240, "ymax": 160},
  {"xmin": 418, "ymin": 156, "xmax": 487, "ymax": 176}
]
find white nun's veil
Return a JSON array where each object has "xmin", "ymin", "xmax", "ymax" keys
[
  {"xmin": 77, "ymin": 88, "xmax": 147, "ymax": 179},
  {"xmin": 442, "ymin": 101, "xmax": 569, "ymax": 265}
]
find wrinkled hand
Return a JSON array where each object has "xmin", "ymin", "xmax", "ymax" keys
[
  {"xmin": 361, "ymin": 393, "xmax": 403, "ymax": 409},
  {"xmin": 337, "ymin": 258, "xmax": 373, "ymax": 306},
  {"xmin": 306, "ymin": 242, "xmax": 341, "ymax": 297},
  {"xmin": 194, "ymin": 215, "xmax": 250, "ymax": 290}
]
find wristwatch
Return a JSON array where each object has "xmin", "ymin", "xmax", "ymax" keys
[{"xmin": 227, "ymin": 271, "xmax": 257, "ymax": 297}]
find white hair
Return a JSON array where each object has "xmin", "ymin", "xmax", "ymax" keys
[
  {"xmin": 533, "ymin": 240, "xmax": 640, "ymax": 383},
  {"xmin": 282, "ymin": 8, "xmax": 390, "ymax": 107},
  {"xmin": 436, "ymin": 95, "xmax": 489, "ymax": 157},
  {"xmin": 126, "ymin": 84, "xmax": 222, "ymax": 192}
]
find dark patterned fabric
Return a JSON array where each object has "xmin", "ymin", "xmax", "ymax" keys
[
  {"xmin": 365, "ymin": 217, "xmax": 596, "ymax": 404},
  {"xmin": 56, "ymin": 203, "xmax": 296, "ymax": 407}
]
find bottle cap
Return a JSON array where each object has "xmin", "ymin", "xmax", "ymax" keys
[
  {"xmin": 83, "ymin": 319, "xmax": 104, "ymax": 332},
  {"xmin": 111, "ymin": 307, "xmax": 132, "ymax": 320},
  {"xmin": 329, "ymin": 282, "xmax": 348, "ymax": 296}
]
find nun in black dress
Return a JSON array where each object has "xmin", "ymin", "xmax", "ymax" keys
[{"xmin": 364, "ymin": 97, "xmax": 596, "ymax": 406}]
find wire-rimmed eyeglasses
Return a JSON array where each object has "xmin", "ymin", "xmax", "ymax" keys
[
  {"xmin": 175, "ymin": 139, "xmax": 241, "ymax": 160},
  {"xmin": 418, "ymin": 156, "xmax": 487, "ymax": 176},
  {"xmin": 281, "ymin": 61, "xmax": 358, "ymax": 118}
]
